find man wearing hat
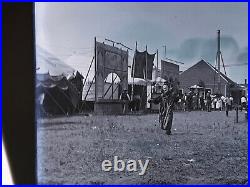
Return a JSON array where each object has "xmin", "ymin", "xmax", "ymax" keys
[
  {"xmin": 120, "ymin": 89, "xmax": 130, "ymax": 114},
  {"xmin": 206, "ymin": 91, "xmax": 212, "ymax": 112},
  {"xmin": 149, "ymin": 78, "xmax": 180, "ymax": 135}
]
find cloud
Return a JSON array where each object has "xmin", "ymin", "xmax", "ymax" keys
[
  {"xmin": 112, "ymin": 20, "xmax": 176, "ymax": 52},
  {"xmin": 178, "ymin": 38, "xmax": 204, "ymax": 60},
  {"xmin": 166, "ymin": 36, "xmax": 247, "ymax": 83},
  {"xmin": 167, "ymin": 36, "xmax": 240, "ymax": 64},
  {"xmin": 237, "ymin": 47, "xmax": 248, "ymax": 63}
]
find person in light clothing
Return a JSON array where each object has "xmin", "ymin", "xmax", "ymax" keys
[
  {"xmin": 241, "ymin": 96, "xmax": 247, "ymax": 111},
  {"xmin": 216, "ymin": 99, "xmax": 220, "ymax": 111},
  {"xmin": 229, "ymin": 96, "xmax": 234, "ymax": 110}
]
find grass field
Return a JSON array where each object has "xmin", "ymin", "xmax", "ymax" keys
[{"xmin": 37, "ymin": 110, "xmax": 248, "ymax": 184}]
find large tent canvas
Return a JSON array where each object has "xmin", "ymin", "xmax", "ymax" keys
[{"xmin": 36, "ymin": 46, "xmax": 83, "ymax": 115}]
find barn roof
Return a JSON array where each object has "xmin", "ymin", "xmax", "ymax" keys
[
  {"xmin": 181, "ymin": 59, "xmax": 235, "ymax": 84},
  {"xmin": 204, "ymin": 60, "xmax": 235, "ymax": 84}
]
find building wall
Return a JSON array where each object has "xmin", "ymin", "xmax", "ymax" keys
[{"xmin": 179, "ymin": 60, "xmax": 229, "ymax": 95}]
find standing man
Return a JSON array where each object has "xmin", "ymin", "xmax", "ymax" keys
[
  {"xmin": 187, "ymin": 91, "xmax": 193, "ymax": 111},
  {"xmin": 206, "ymin": 92, "xmax": 212, "ymax": 112},
  {"xmin": 200, "ymin": 94, "xmax": 205, "ymax": 111},
  {"xmin": 120, "ymin": 89, "xmax": 130, "ymax": 114},
  {"xmin": 149, "ymin": 80, "xmax": 180, "ymax": 135},
  {"xmin": 225, "ymin": 97, "xmax": 231, "ymax": 117}
]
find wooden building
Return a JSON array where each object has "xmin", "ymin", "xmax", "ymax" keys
[{"xmin": 179, "ymin": 59, "xmax": 235, "ymax": 96}]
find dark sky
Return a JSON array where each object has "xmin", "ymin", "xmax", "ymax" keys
[{"xmin": 35, "ymin": 2, "xmax": 248, "ymax": 83}]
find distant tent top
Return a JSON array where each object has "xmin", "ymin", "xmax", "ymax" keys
[
  {"xmin": 36, "ymin": 73, "xmax": 69, "ymax": 90},
  {"xmin": 128, "ymin": 78, "xmax": 147, "ymax": 86},
  {"xmin": 36, "ymin": 45, "xmax": 75, "ymax": 77},
  {"xmin": 155, "ymin": 76, "xmax": 166, "ymax": 83},
  {"xmin": 128, "ymin": 66, "xmax": 147, "ymax": 86},
  {"xmin": 131, "ymin": 50, "xmax": 155, "ymax": 80},
  {"xmin": 190, "ymin": 84, "xmax": 203, "ymax": 89},
  {"xmin": 36, "ymin": 45, "xmax": 83, "ymax": 97}
]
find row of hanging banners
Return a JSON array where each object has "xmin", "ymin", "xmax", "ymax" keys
[
  {"xmin": 93, "ymin": 40, "xmax": 156, "ymax": 112},
  {"xmin": 92, "ymin": 40, "xmax": 178, "ymax": 99},
  {"xmin": 94, "ymin": 40, "xmax": 156, "ymax": 101},
  {"xmin": 130, "ymin": 48, "xmax": 179, "ymax": 109},
  {"xmin": 131, "ymin": 50, "xmax": 180, "ymax": 84},
  {"xmin": 92, "ymin": 40, "xmax": 178, "ymax": 113}
]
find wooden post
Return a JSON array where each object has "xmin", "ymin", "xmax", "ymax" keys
[
  {"xmin": 224, "ymin": 84, "xmax": 227, "ymax": 97},
  {"xmin": 131, "ymin": 57, "xmax": 135, "ymax": 101},
  {"xmin": 131, "ymin": 41, "xmax": 137, "ymax": 101},
  {"xmin": 217, "ymin": 30, "xmax": 221, "ymax": 94},
  {"xmin": 146, "ymin": 45, "xmax": 148, "ymax": 81},
  {"xmin": 226, "ymin": 104, "xmax": 229, "ymax": 117},
  {"xmin": 236, "ymin": 106, "xmax": 239, "ymax": 123},
  {"xmin": 83, "ymin": 56, "xmax": 94, "ymax": 90},
  {"xmin": 111, "ymin": 72, "xmax": 114, "ymax": 99},
  {"xmin": 156, "ymin": 49, "xmax": 159, "ymax": 79},
  {"xmin": 94, "ymin": 37, "xmax": 97, "ymax": 102},
  {"xmin": 145, "ymin": 45, "xmax": 148, "ymax": 110}
]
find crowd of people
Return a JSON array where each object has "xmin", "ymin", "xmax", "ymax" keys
[
  {"xmin": 119, "ymin": 81, "xmax": 248, "ymax": 115},
  {"xmin": 175, "ymin": 91, "xmax": 248, "ymax": 113},
  {"xmin": 118, "ymin": 80, "xmax": 247, "ymax": 135}
]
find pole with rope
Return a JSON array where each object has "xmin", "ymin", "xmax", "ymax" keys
[
  {"xmin": 217, "ymin": 30, "xmax": 221, "ymax": 94},
  {"xmin": 82, "ymin": 56, "xmax": 94, "ymax": 89},
  {"xmin": 94, "ymin": 37, "xmax": 97, "ymax": 102},
  {"xmin": 145, "ymin": 45, "xmax": 148, "ymax": 110},
  {"xmin": 131, "ymin": 41, "xmax": 137, "ymax": 101},
  {"xmin": 156, "ymin": 49, "xmax": 159, "ymax": 79}
]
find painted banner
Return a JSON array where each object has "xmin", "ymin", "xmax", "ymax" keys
[
  {"xmin": 95, "ymin": 41, "xmax": 128, "ymax": 99},
  {"xmin": 161, "ymin": 60, "xmax": 179, "ymax": 81},
  {"xmin": 131, "ymin": 50, "xmax": 155, "ymax": 80}
]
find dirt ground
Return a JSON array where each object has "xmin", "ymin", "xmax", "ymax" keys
[{"xmin": 37, "ymin": 110, "xmax": 248, "ymax": 184}]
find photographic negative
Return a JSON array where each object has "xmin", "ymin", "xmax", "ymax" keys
[{"xmin": 35, "ymin": 2, "xmax": 248, "ymax": 184}]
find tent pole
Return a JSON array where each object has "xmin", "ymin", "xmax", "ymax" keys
[
  {"xmin": 84, "ymin": 74, "xmax": 96, "ymax": 101},
  {"xmin": 94, "ymin": 37, "xmax": 97, "ymax": 102},
  {"xmin": 79, "ymin": 56, "xmax": 94, "ymax": 112},
  {"xmin": 145, "ymin": 45, "xmax": 148, "ymax": 82},
  {"xmin": 217, "ymin": 30, "xmax": 221, "ymax": 94},
  {"xmin": 145, "ymin": 45, "xmax": 148, "ymax": 110},
  {"xmin": 80, "ymin": 74, "xmax": 96, "ymax": 112},
  {"xmin": 156, "ymin": 49, "xmax": 159, "ymax": 79},
  {"xmin": 83, "ymin": 56, "xmax": 94, "ymax": 90},
  {"xmin": 111, "ymin": 72, "xmax": 114, "ymax": 99},
  {"xmin": 131, "ymin": 41, "xmax": 137, "ymax": 101}
]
